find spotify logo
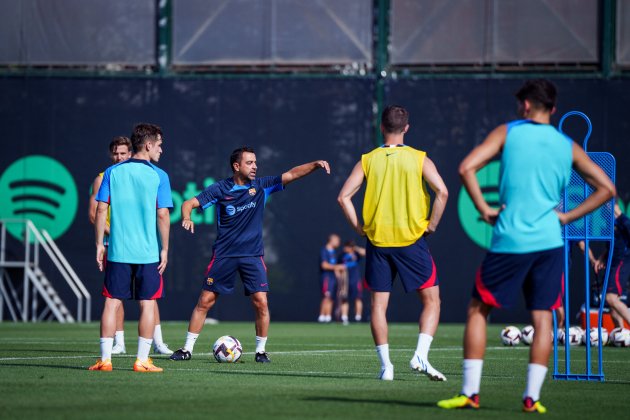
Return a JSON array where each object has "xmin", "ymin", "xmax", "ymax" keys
[
  {"xmin": 457, "ymin": 161, "xmax": 500, "ymax": 250},
  {"xmin": 0, "ymin": 155, "xmax": 78, "ymax": 241}
]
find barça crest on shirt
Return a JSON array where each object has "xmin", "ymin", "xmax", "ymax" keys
[
  {"xmin": 248, "ymin": 188, "xmax": 256, "ymax": 196},
  {"xmin": 207, "ymin": 277, "xmax": 214, "ymax": 285}
]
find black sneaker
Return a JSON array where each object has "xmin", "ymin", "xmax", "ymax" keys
[
  {"xmin": 169, "ymin": 348, "xmax": 191, "ymax": 361},
  {"xmin": 255, "ymin": 352, "xmax": 271, "ymax": 363}
]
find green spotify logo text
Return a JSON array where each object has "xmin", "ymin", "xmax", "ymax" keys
[
  {"xmin": 457, "ymin": 161, "xmax": 500, "ymax": 250},
  {"xmin": 170, "ymin": 177, "xmax": 216, "ymax": 225},
  {"xmin": 0, "ymin": 156, "xmax": 78, "ymax": 241}
]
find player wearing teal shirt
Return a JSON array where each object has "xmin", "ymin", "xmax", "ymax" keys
[{"xmin": 438, "ymin": 80, "xmax": 616, "ymax": 413}]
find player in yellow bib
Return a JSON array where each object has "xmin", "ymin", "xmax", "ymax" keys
[
  {"xmin": 338, "ymin": 105, "xmax": 449, "ymax": 381},
  {"xmin": 88, "ymin": 136, "xmax": 173, "ymax": 355}
]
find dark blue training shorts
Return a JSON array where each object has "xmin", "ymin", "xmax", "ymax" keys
[
  {"xmin": 473, "ymin": 247, "xmax": 563, "ymax": 310},
  {"xmin": 103, "ymin": 261, "xmax": 163, "ymax": 300},
  {"xmin": 365, "ymin": 237, "xmax": 438, "ymax": 293},
  {"xmin": 608, "ymin": 260, "xmax": 630, "ymax": 295},
  {"xmin": 320, "ymin": 273, "xmax": 337, "ymax": 298},
  {"xmin": 203, "ymin": 255, "xmax": 269, "ymax": 296}
]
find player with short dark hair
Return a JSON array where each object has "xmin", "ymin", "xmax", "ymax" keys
[
  {"xmin": 438, "ymin": 79, "xmax": 615, "ymax": 412},
  {"xmin": 170, "ymin": 147, "xmax": 330, "ymax": 363},
  {"xmin": 88, "ymin": 136, "xmax": 173, "ymax": 356},
  {"xmin": 338, "ymin": 104, "xmax": 449, "ymax": 382},
  {"xmin": 90, "ymin": 123, "xmax": 173, "ymax": 372}
]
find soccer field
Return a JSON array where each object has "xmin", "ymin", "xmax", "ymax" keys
[{"xmin": 0, "ymin": 322, "xmax": 628, "ymax": 419}]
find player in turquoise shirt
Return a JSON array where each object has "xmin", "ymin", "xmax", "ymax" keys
[
  {"xmin": 438, "ymin": 80, "xmax": 616, "ymax": 413},
  {"xmin": 90, "ymin": 123, "xmax": 173, "ymax": 373}
]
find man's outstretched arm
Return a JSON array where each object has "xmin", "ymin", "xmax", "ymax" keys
[
  {"xmin": 281, "ymin": 160, "xmax": 330, "ymax": 186},
  {"xmin": 337, "ymin": 161, "xmax": 365, "ymax": 236},
  {"xmin": 422, "ymin": 157, "xmax": 448, "ymax": 235}
]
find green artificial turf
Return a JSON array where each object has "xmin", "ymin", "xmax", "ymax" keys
[{"xmin": 0, "ymin": 322, "xmax": 628, "ymax": 419}]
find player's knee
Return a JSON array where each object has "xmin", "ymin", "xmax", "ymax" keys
[
  {"xmin": 196, "ymin": 294, "xmax": 216, "ymax": 311},
  {"xmin": 605, "ymin": 293, "xmax": 618, "ymax": 305}
]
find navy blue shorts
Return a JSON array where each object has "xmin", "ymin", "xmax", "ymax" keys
[
  {"xmin": 203, "ymin": 255, "xmax": 268, "ymax": 296},
  {"xmin": 103, "ymin": 261, "xmax": 163, "ymax": 300},
  {"xmin": 348, "ymin": 273, "xmax": 364, "ymax": 300},
  {"xmin": 608, "ymin": 260, "xmax": 630, "ymax": 295},
  {"xmin": 320, "ymin": 273, "xmax": 337, "ymax": 298},
  {"xmin": 473, "ymin": 247, "xmax": 563, "ymax": 310},
  {"xmin": 365, "ymin": 237, "xmax": 438, "ymax": 293}
]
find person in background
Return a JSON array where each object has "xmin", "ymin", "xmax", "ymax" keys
[
  {"xmin": 340, "ymin": 241, "xmax": 366, "ymax": 323},
  {"xmin": 318, "ymin": 234, "xmax": 346, "ymax": 323}
]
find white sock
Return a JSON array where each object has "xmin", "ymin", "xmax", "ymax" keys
[
  {"xmin": 325, "ymin": 315, "xmax": 332, "ymax": 322},
  {"xmin": 415, "ymin": 333, "xmax": 433, "ymax": 360},
  {"xmin": 355, "ymin": 315, "xmax": 362, "ymax": 322},
  {"xmin": 137, "ymin": 337, "xmax": 153, "ymax": 362},
  {"xmin": 153, "ymin": 324, "xmax": 164, "ymax": 346},
  {"xmin": 114, "ymin": 330, "xmax": 124, "ymax": 347},
  {"xmin": 376, "ymin": 344, "xmax": 392, "ymax": 369},
  {"xmin": 461, "ymin": 359, "xmax": 484, "ymax": 397},
  {"xmin": 341, "ymin": 315, "xmax": 349, "ymax": 322},
  {"xmin": 100, "ymin": 337, "xmax": 114, "ymax": 361},
  {"xmin": 184, "ymin": 332, "xmax": 199, "ymax": 353},
  {"xmin": 524, "ymin": 363, "xmax": 548, "ymax": 401},
  {"xmin": 318, "ymin": 315, "xmax": 325, "ymax": 322},
  {"xmin": 255, "ymin": 336, "xmax": 268, "ymax": 353}
]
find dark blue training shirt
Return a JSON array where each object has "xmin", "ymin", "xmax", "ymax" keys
[
  {"xmin": 320, "ymin": 247, "xmax": 337, "ymax": 279},
  {"xmin": 611, "ymin": 214, "xmax": 630, "ymax": 265},
  {"xmin": 196, "ymin": 176, "xmax": 284, "ymax": 258},
  {"xmin": 341, "ymin": 251, "xmax": 362, "ymax": 283}
]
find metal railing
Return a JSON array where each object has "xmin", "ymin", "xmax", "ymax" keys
[{"xmin": 0, "ymin": 219, "xmax": 91, "ymax": 322}]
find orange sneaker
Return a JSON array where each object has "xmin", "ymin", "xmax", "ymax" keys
[
  {"xmin": 88, "ymin": 358, "xmax": 112, "ymax": 371},
  {"xmin": 133, "ymin": 358, "xmax": 163, "ymax": 372}
]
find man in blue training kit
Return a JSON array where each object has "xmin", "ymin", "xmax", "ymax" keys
[
  {"xmin": 592, "ymin": 203, "xmax": 630, "ymax": 328},
  {"xmin": 438, "ymin": 79, "xmax": 615, "ymax": 413},
  {"xmin": 318, "ymin": 234, "xmax": 346, "ymax": 323},
  {"xmin": 341, "ymin": 241, "xmax": 366, "ymax": 323},
  {"xmin": 171, "ymin": 146, "xmax": 330, "ymax": 363},
  {"xmin": 90, "ymin": 123, "xmax": 173, "ymax": 372}
]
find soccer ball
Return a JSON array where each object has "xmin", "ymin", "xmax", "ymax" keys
[
  {"xmin": 521, "ymin": 325, "xmax": 534, "ymax": 346},
  {"xmin": 581, "ymin": 327, "xmax": 609, "ymax": 346},
  {"xmin": 212, "ymin": 336, "xmax": 243, "ymax": 363},
  {"xmin": 501, "ymin": 326, "xmax": 521, "ymax": 346},
  {"xmin": 610, "ymin": 328, "xmax": 630, "ymax": 347},
  {"xmin": 555, "ymin": 328, "xmax": 565, "ymax": 344},
  {"xmin": 567, "ymin": 327, "xmax": 583, "ymax": 346}
]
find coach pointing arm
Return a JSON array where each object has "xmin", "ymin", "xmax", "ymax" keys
[{"xmin": 281, "ymin": 160, "xmax": 330, "ymax": 185}]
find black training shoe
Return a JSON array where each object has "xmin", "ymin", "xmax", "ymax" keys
[
  {"xmin": 169, "ymin": 348, "xmax": 191, "ymax": 361},
  {"xmin": 255, "ymin": 352, "xmax": 271, "ymax": 363}
]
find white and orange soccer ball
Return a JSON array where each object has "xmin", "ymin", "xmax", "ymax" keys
[
  {"xmin": 501, "ymin": 326, "xmax": 521, "ymax": 346},
  {"xmin": 213, "ymin": 335, "xmax": 243, "ymax": 363}
]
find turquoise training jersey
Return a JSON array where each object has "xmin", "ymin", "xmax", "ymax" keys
[
  {"xmin": 96, "ymin": 158, "xmax": 173, "ymax": 264},
  {"xmin": 490, "ymin": 120, "xmax": 573, "ymax": 254}
]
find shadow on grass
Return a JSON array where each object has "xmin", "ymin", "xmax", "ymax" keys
[
  {"xmin": 206, "ymin": 369, "xmax": 361, "ymax": 381},
  {"xmin": 0, "ymin": 362, "xmax": 87, "ymax": 371},
  {"xmin": 303, "ymin": 396, "xmax": 498, "ymax": 412}
]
